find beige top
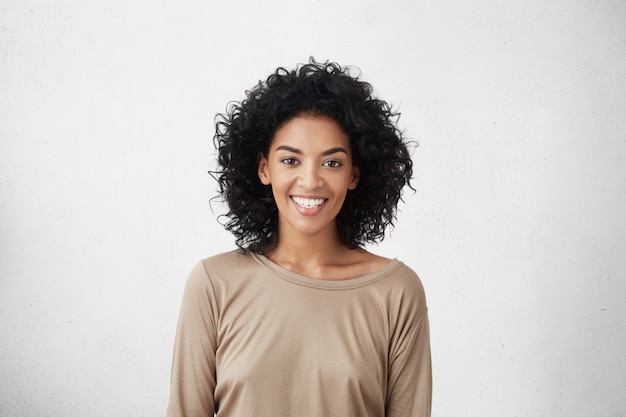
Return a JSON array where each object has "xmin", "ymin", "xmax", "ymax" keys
[{"xmin": 166, "ymin": 250, "xmax": 431, "ymax": 417}]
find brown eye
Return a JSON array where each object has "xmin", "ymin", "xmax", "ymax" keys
[
  {"xmin": 281, "ymin": 158, "xmax": 299, "ymax": 166},
  {"xmin": 322, "ymin": 160, "xmax": 342, "ymax": 168}
]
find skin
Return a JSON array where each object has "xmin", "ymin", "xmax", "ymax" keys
[{"xmin": 257, "ymin": 114, "xmax": 390, "ymax": 280}]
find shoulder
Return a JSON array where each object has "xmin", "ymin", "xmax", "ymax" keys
[
  {"xmin": 183, "ymin": 250, "xmax": 262, "ymax": 305},
  {"xmin": 185, "ymin": 250, "xmax": 252, "ymax": 285},
  {"xmin": 378, "ymin": 260, "xmax": 428, "ymax": 311},
  {"xmin": 376, "ymin": 259, "xmax": 424, "ymax": 290},
  {"xmin": 390, "ymin": 261, "xmax": 425, "ymax": 292},
  {"xmin": 199, "ymin": 249, "xmax": 255, "ymax": 271},
  {"xmin": 191, "ymin": 249, "xmax": 268, "ymax": 290}
]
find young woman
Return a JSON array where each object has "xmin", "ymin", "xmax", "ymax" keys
[{"xmin": 166, "ymin": 60, "xmax": 431, "ymax": 417}]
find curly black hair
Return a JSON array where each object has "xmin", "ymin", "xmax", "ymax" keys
[{"xmin": 212, "ymin": 59, "xmax": 414, "ymax": 254}]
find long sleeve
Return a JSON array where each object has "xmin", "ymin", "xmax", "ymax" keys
[
  {"xmin": 165, "ymin": 252, "xmax": 431, "ymax": 417},
  {"xmin": 385, "ymin": 284, "xmax": 432, "ymax": 417},
  {"xmin": 166, "ymin": 262, "xmax": 219, "ymax": 417}
]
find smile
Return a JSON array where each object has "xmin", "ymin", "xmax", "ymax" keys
[{"xmin": 291, "ymin": 196, "xmax": 326, "ymax": 209}]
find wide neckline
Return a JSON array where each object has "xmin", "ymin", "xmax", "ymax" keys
[{"xmin": 250, "ymin": 252, "xmax": 402, "ymax": 290}]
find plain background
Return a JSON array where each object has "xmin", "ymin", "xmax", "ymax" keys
[{"xmin": 1, "ymin": 1, "xmax": 625, "ymax": 416}]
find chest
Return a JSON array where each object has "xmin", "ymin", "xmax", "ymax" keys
[{"xmin": 213, "ymin": 284, "xmax": 391, "ymax": 406}]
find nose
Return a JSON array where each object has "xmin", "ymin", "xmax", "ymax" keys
[{"xmin": 299, "ymin": 163, "xmax": 323, "ymax": 190}]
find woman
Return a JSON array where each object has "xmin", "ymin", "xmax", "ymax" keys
[{"xmin": 166, "ymin": 59, "xmax": 431, "ymax": 416}]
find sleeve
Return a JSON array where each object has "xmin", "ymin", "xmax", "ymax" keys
[
  {"xmin": 385, "ymin": 277, "xmax": 432, "ymax": 417},
  {"xmin": 166, "ymin": 262, "xmax": 219, "ymax": 417}
]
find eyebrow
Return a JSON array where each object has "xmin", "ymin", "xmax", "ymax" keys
[{"xmin": 275, "ymin": 145, "xmax": 348, "ymax": 156}]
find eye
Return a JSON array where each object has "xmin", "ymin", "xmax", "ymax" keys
[
  {"xmin": 322, "ymin": 159, "xmax": 343, "ymax": 168},
  {"xmin": 280, "ymin": 157, "xmax": 299, "ymax": 166}
]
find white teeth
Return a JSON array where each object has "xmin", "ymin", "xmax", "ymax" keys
[{"xmin": 292, "ymin": 196, "xmax": 325, "ymax": 209}]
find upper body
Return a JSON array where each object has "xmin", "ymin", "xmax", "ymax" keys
[
  {"xmin": 167, "ymin": 59, "xmax": 432, "ymax": 416},
  {"xmin": 166, "ymin": 250, "xmax": 431, "ymax": 417}
]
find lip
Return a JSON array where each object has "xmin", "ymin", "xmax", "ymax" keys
[{"xmin": 290, "ymin": 195, "xmax": 328, "ymax": 215}]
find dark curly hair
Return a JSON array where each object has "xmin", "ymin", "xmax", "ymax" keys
[{"xmin": 212, "ymin": 59, "xmax": 414, "ymax": 254}]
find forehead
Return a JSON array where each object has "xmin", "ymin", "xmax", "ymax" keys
[{"xmin": 270, "ymin": 115, "xmax": 350, "ymax": 150}]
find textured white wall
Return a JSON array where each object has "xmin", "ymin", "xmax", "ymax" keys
[{"xmin": 1, "ymin": 1, "xmax": 625, "ymax": 416}]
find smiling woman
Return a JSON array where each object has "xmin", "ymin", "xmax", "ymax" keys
[
  {"xmin": 213, "ymin": 59, "xmax": 414, "ymax": 255},
  {"xmin": 166, "ymin": 59, "xmax": 431, "ymax": 417},
  {"xmin": 257, "ymin": 115, "xmax": 359, "ymax": 246}
]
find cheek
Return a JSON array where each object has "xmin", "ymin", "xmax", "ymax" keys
[{"xmin": 268, "ymin": 176, "xmax": 291, "ymax": 198}]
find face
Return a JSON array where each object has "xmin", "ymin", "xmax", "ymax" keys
[{"xmin": 258, "ymin": 115, "xmax": 360, "ymax": 241}]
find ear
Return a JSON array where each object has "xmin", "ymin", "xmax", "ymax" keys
[
  {"xmin": 348, "ymin": 166, "xmax": 360, "ymax": 190},
  {"xmin": 257, "ymin": 153, "xmax": 271, "ymax": 185}
]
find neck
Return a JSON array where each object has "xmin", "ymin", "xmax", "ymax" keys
[{"xmin": 268, "ymin": 226, "xmax": 348, "ymax": 269}]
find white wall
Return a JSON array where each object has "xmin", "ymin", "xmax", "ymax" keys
[{"xmin": 1, "ymin": 1, "xmax": 625, "ymax": 416}]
